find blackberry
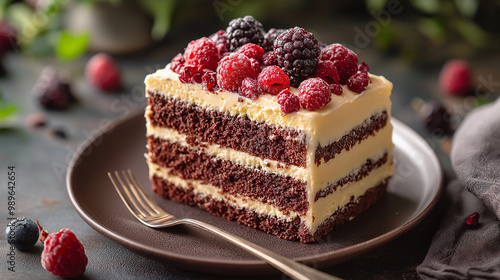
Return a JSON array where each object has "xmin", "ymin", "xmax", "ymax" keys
[
  {"xmin": 274, "ymin": 27, "xmax": 320, "ymax": 87},
  {"xmin": 33, "ymin": 67, "xmax": 75, "ymax": 111},
  {"xmin": 262, "ymin": 28, "xmax": 286, "ymax": 51},
  {"xmin": 6, "ymin": 217, "xmax": 40, "ymax": 250},
  {"xmin": 226, "ymin": 16, "xmax": 264, "ymax": 51}
]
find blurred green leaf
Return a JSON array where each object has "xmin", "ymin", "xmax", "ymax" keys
[
  {"xmin": 6, "ymin": 2, "xmax": 41, "ymax": 44},
  {"xmin": 456, "ymin": 19, "xmax": 487, "ymax": 47},
  {"xmin": 0, "ymin": 93, "xmax": 18, "ymax": 122},
  {"xmin": 411, "ymin": 0, "xmax": 441, "ymax": 14},
  {"xmin": 140, "ymin": 0, "xmax": 177, "ymax": 41},
  {"xmin": 366, "ymin": 0, "xmax": 388, "ymax": 11},
  {"xmin": 56, "ymin": 31, "xmax": 90, "ymax": 60},
  {"xmin": 454, "ymin": 0, "xmax": 479, "ymax": 18},
  {"xmin": 417, "ymin": 18, "xmax": 446, "ymax": 44}
]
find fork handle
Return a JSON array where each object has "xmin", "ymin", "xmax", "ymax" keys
[{"xmin": 181, "ymin": 218, "xmax": 342, "ymax": 280}]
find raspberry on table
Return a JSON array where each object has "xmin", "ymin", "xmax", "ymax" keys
[
  {"xmin": 262, "ymin": 28, "xmax": 286, "ymax": 51},
  {"xmin": 217, "ymin": 53, "xmax": 259, "ymax": 93},
  {"xmin": 274, "ymin": 27, "xmax": 321, "ymax": 87},
  {"xmin": 236, "ymin": 43, "xmax": 264, "ymax": 63},
  {"xmin": 33, "ymin": 67, "xmax": 75, "ymax": 111},
  {"xmin": 226, "ymin": 15, "xmax": 264, "ymax": 51},
  {"xmin": 257, "ymin": 66, "xmax": 290, "ymax": 95},
  {"xmin": 184, "ymin": 37, "xmax": 219, "ymax": 71},
  {"xmin": 347, "ymin": 72, "xmax": 370, "ymax": 93},
  {"xmin": 41, "ymin": 228, "xmax": 87, "ymax": 278},
  {"xmin": 5, "ymin": 217, "xmax": 39, "ymax": 251},
  {"xmin": 85, "ymin": 53, "xmax": 122, "ymax": 92},
  {"xmin": 277, "ymin": 89, "xmax": 300, "ymax": 114},
  {"xmin": 315, "ymin": 60, "xmax": 340, "ymax": 85},
  {"xmin": 209, "ymin": 30, "xmax": 229, "ymax": 58},
  {"xmin": 297, "ymin": 77, "xmax": 331, "ymax": 111},
  {"xmin": 239, "ymin": 77, "xmax": 263, "ymax": 99},
  {"xmin": 319, "ymin": 44, "xmax": 358, "ymax": 85},
  {"xmin": 439, "ymin": 59, "xmax": 473, "ymax": 96}
]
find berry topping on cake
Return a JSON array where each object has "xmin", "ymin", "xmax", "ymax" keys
[
  {"xmin": 209, "ymin": 30, "xmax": 230, "ymax": 58},
  {"xmin": 184, "ymin": 37, "xmax": 219, "ymax": 71},
  {"xmin": 297, "ymin": 77, "xmax": 331, "ymax": 111},
  {"xmin": 466, "ymin": 212, "xmax": 480, "ymax": 227},
  {"xmin": 358, "ymin": 62, "xmax": 369, "ymax": 73},
  {"xmin": 347, "ymin": 72, "xmax": 370, "ymax": 93},
  {"xmin": 217, "ymin": 53, "xmax": 259, "ymax": 93},
  {"xmin": 236, "ymin": 43, "xmax": 264, "ymax": 63},
  {"xmin": 202, "ymin": 70, "xmax": 218, "ymax": 92},
  {"xmin": 226, "ymin": 16, "xmax": 264, "ymax": 51},
  {"xmin": 6, "ymin": 217, "xmax": 40, "ymax": 251},
  {"xmin": 257, "ymin": 66, "xmax": 290, "ymax": 95},
  {"xmin": 239, "ymin": 77, "xmax": 263, "ymax": 99},
  {"xmin": 319, "ymin": 44, "xmax": 358, "ymax": 85},
  {"xmin": 315, "ymin": 60, "xmax": 340, "ymax": 84},
  {"xmin": 179, "ymin": 65, "xmax": 202, "ymax": 84},
  {"xmin": 86, "ymin": 53, "xmax": 122, "ymax": 92},
  {"xmin": 262, "ymin": 28, "xmax": 286, "ymax": 51},
  {"xmin": 330, "ymin": 84, "xmax": 343, "ymax": 95},
  {"xmin": 41, "ymin": 228, "xmax": 87, "ymax": 278},
  {"xmin": 170, "ymin": 53, "xmax": 185, "ymax": 73},
  {"xmin": 33, "ymin": 67, "xmax": 75, "ymax": 111},
  {"xmin": 274, "ymin": 27, "xmax": 321, "ymax": 87},
  {"xmin": 263, "ymin": 51, "xmax": 277, "ymax": 66},
  {"xmin": 277, "ymin": 89, "xmax": 300, "ymax": 114}
]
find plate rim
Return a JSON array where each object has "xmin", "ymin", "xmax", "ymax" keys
[{"xmin": 66, "ymin": 112, "xmax": 443, "ymax": 273}]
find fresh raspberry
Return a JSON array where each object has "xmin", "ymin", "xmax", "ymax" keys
[
  {"xmin": 297, "ymin": 78, "xmax": 331, "ymax": 111},
  {"xmin": 262, "ymin": 28, "xmax": 286, "ymax": 51},
  {"xmin": 0, "ymin": 20, "xmax": 17, "ymax": 56},
  {"xmin": 257, "ymin": 66, "xmax": 290, "ymax": 95},
  {"xmin": 239, "ymin": 77, "xmax": 263, "ymax": 99},
  {"xmin": 209, "ymin": 30, "xmax": 229, "ymax": 58},
  {"xmin": 170, "ymin": 53, "xmax": 185, "ymax": 73},
  {"xmin": 178, "ymin": 65, "xmax": 205, "ymax": 84},
  {"xmin": 236, "ymin": 43, "xmax": 264, "ymax": 63},
  {"xmin": 85, "ymin": 53, "xmax": 122, "ymax": 92},
  {"xmin": 315, "ymin": 60, "xmax": 340, "ymax": 84},
  {"xmin": 330, "ymin": 84, "xmax": 343, "ymax": 95},
  {"xmin": 277, "ymin": 89, "xmax": 300, "ymax": 114},
  {"xmin": 319, "ymin": 44, "xmax": 358, "ymax": 85},
  {"xmin": 202, "ymin": 70, "xmax": 218, "ymax": 92},
  {"xmin": 41, "ymin": 228, "xmax": 87, "ymax": 278},
  {"xmin": 439, "ymin": 59, "xmax": 473, "ymax": 96},
  {"xmin": 263, "ymin": 51, "xmax": 277, "ymax": 66},
  {"xmin": 347, "ymin": 72, "xmax": 370, "ymax": 93},
  {"xmin": 226, "ymin": 16, "xmax": 264, "ymax": 51},
  {"xmin": 217, "ymin": 53, "xmax": 259, "ymax": 93},
  {"xmin": 184, "ymin": 37, "xmax": 219, "ymax": 71},
  {"xmin": 358, "ymin": 62, "xmax": 369, "ymax": 73},
  {"xmin": 274, "ymin": 27, "xmax": 321, "ymax": 87},
  {"xmin": 33, "ymin": 67, "xmax": 75, "ymax": 111}
]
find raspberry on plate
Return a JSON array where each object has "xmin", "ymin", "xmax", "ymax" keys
[
  {"xmin": 257, "ymin": 66, "xmax": 290, "ymax": 95},
  {"xmin": 274, "ymin": 27, "xmax": 321, "ymax": 87},
  {"xmin": 184, "ymin": 37, "xmax": 219, "ymax": 71},
  {"xmin": 85, "ymin": 53, "xmax": 122, "ymax": 92},
  {"xmin": 277, "ymin": 89, "xmax": 300, "ymax": 114},
  {"xmin": 217, "ymin": 53, "xmax": 259, "ymax": 93},
  {"xmin": 297, "ymin": 77, "xmax": 331, "ymax": 111},
  {"xmin": 319, "ymin": 44, "xmax": 358, "ymax": 85},
  {"xmin": 41, "ymin": 228, "xmax": 87, "ymax": 278}
]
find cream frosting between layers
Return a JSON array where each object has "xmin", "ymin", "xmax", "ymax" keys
[{"xmin": 147, "ymin": 157, "xmax": 393, "ymax": 233}]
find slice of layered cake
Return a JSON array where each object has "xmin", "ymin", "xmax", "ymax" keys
[{"xmin": 145, "ymin": 16, "xmax": 394, "ymax": 243}]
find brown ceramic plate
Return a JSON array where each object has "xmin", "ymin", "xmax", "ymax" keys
[{"xmin": 67, "ymin": 111, "xmax": 442, "ymax": 275}]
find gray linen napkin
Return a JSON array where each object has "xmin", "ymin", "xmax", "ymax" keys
[{"xmin": 417, "ymin": 98, "xmax": 500, "ymax": 279}]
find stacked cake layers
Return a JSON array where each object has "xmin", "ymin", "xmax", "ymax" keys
[{"xmin": 144, "ymin": 66, "xmax": 394, "ymax": 243}]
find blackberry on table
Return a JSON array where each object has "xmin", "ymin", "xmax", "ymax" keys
[
  {"xmin": 226, "ymin": 15, "xmax": 264, "ymax": 52},
  {"xmin": 274, "ymin": 27, "xmax": 320, "ymax": 87}
]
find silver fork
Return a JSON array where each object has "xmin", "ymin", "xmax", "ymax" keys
[{"xmin": 108, "ymin": 170, "xmax": 343, "ymax": 280}]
